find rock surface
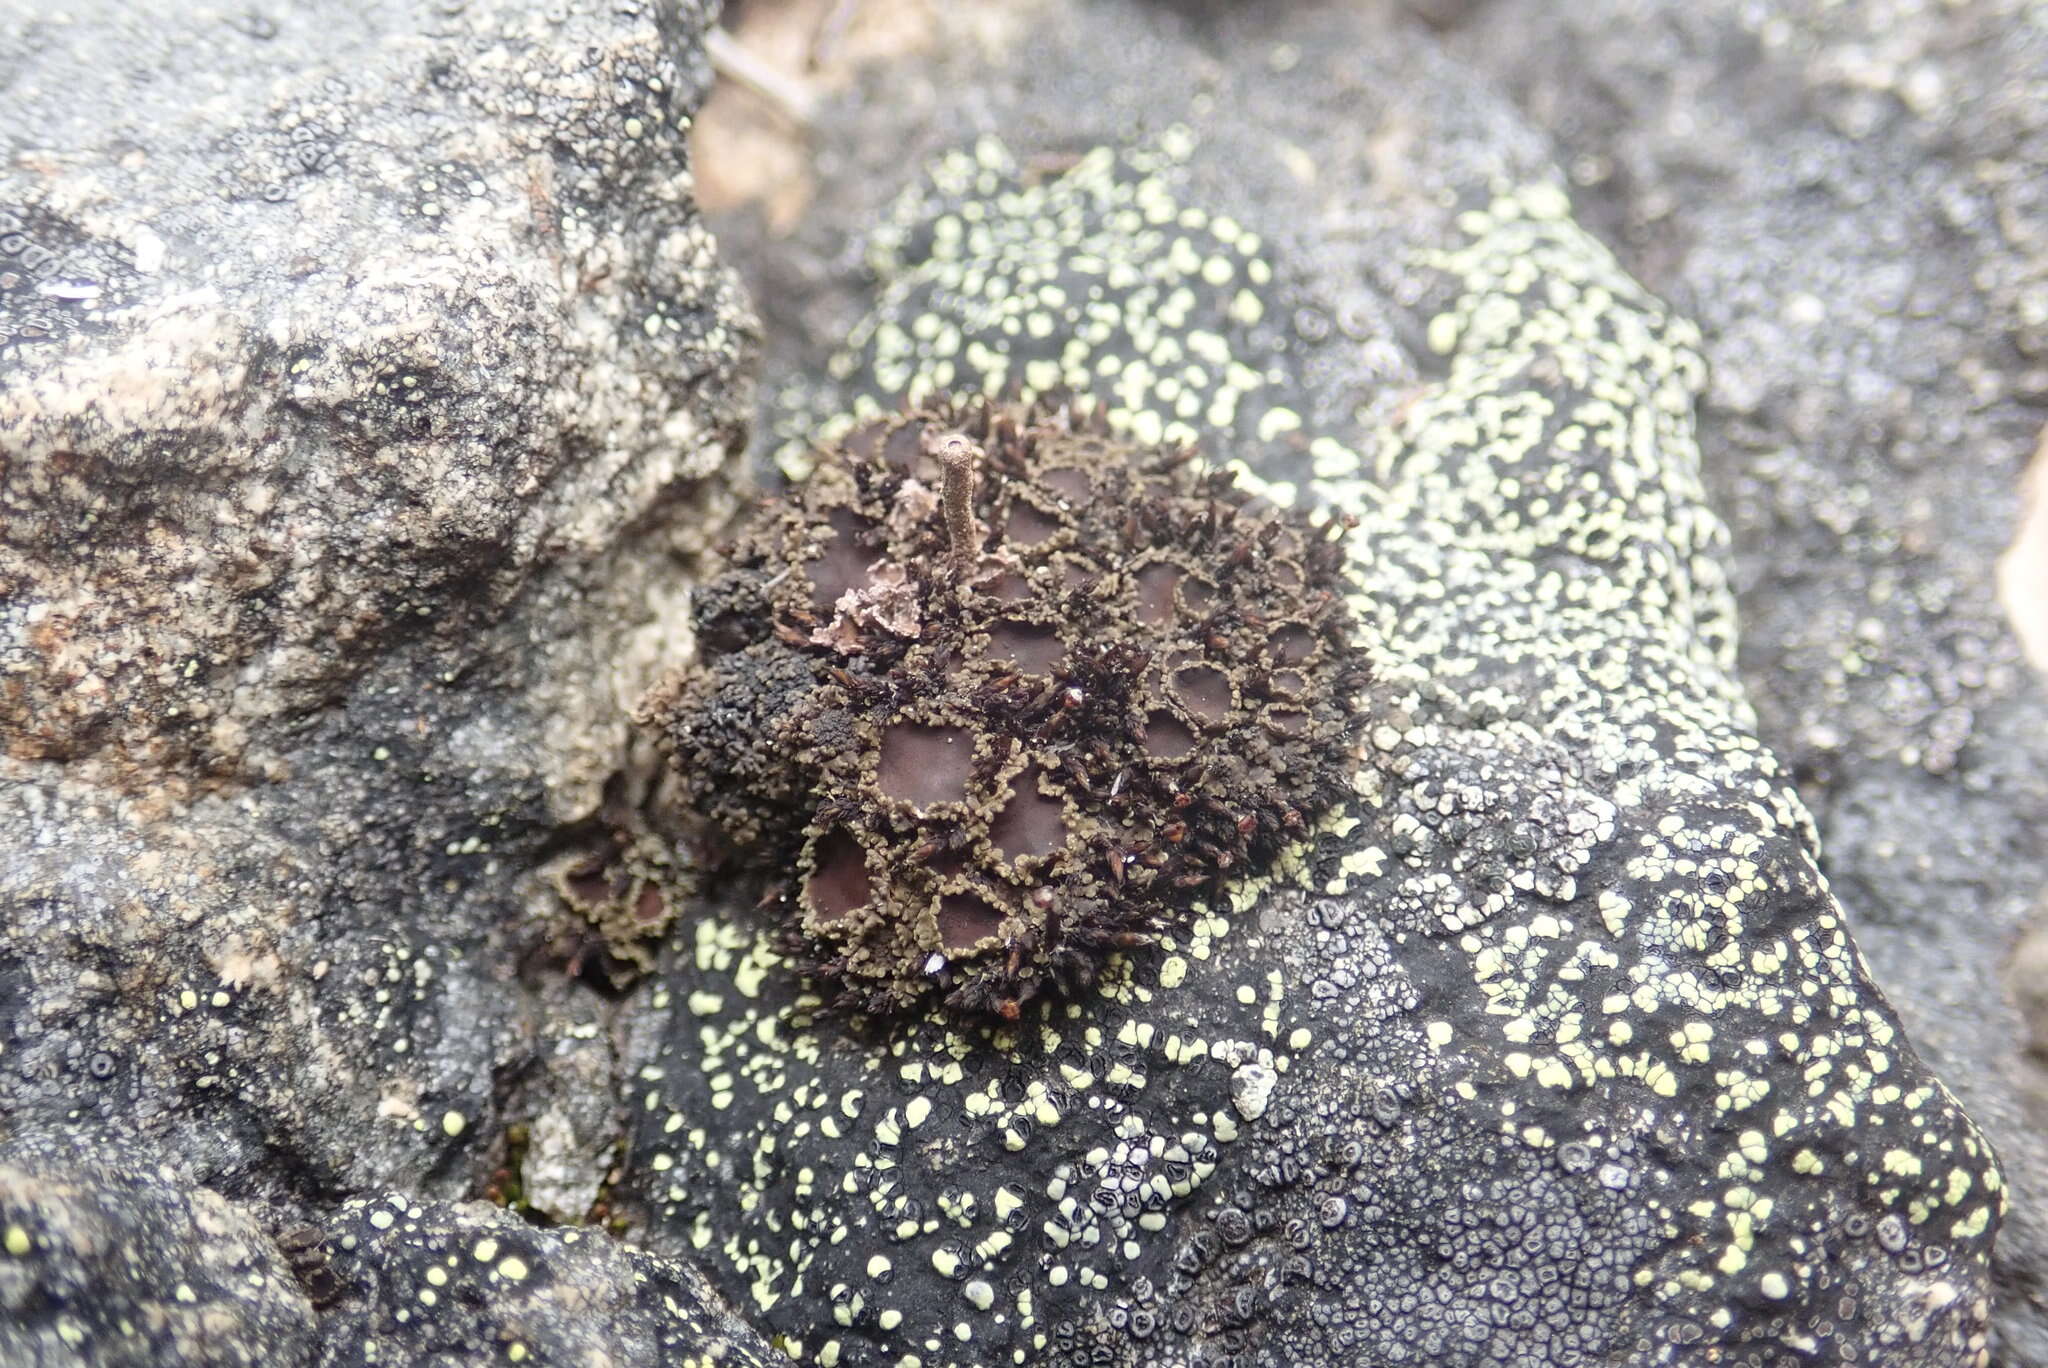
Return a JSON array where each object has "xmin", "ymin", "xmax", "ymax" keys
[
  {"xmin": 621, "ymin": 1, "xmax": 2020, "ymax": 1363},
  {"xmin": 0, "ymin": 1129, "xmax": 317, "ymax": 1367},
  {"xmin": 4, "ymin": 0, "xmax": 2045, "ymax": 1365},
  {"xmin": 0, "ymin": 0, "xmax": 766, "ymax": 1362},
  {"xmin": 1449, "ymin": 4, "xmax": 2048, "ymax": 1359},
  {"xmin": 311, "ymin": 1195, "xmax": 776, "ymax": 1367},
  {"xmin": 1, "ymin": 0, "xmax": 748, "ymax": 797}
]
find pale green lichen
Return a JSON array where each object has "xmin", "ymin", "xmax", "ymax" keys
[{"xmin": 625, "ymin": 145, "xmax": 1999, "ymax": 1368}]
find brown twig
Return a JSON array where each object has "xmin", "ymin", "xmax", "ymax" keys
[{"xmin": 706, "ymin": 27, "xmax": 819, "ymax": 129}]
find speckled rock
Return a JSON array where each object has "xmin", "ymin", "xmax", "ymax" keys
[
  {"xmin": 1445, "ymin": 4, "xmax": 2048, "ymax": 1360},
  {"xmin": 310, "ymin": 1196, "xmax": 776, "ymax": 1367},
  {"xmin": 0, "ymin": 0, "xmax": 759, "ymax": 1362},
  {"xmin": 621, "ymin": 1, "xmax": 2008, "ymax": 1364},
  {"xmin": 1, "ymin": 0, "xmax": 748, "ymax": 795},
  {"xmin": 7, "ymin": 0, "xmax": 2039, "ymax": 1364},
  {"xmin": 0, "ymin": 1128, "xmax": 317, "ymax": 1367}
]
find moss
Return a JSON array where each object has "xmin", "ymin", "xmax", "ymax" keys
[{"xmin": 644, "ymin": 396, "xmax": 1370, "ymax": 1016}]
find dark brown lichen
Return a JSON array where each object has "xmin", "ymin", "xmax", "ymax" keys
[
  {"xmin": 544, "ymin": 807, "xmax": 692, "ymax": 992},
  {"xmin": 642, "ymin": 396, "xmax": 1370, "ymax": 1016}
]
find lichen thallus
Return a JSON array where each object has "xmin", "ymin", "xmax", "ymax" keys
[{"xmin": 643, "ymin": 396, "xmax": 1370, "ymax": 1018}]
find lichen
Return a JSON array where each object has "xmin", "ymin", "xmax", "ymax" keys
[
  {"xmin": 772, "ymin": 131, "xmax": 1295, "ymax": 474},
  {"xmin": 547, "ymin": 810, "xmax": 692, "ymax": 989},
  {"xmin": 618, "ymin": 138, "xmax": 2003, "ymax": 1367},
  {"xmin": 644, "ymin": 397, "xmax": 1370, "ymax": 1016}
]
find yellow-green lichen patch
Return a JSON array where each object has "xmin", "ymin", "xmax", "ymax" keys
[
  {"xmin": 1312, "ymin": 184, "xmax": 2001, "ymax": 1351},
  {"xmin": 621, "ymin": 147, "xmax": 1999, "ymax": 1368},
  {"xmin": 782, "ymin": 134, "xmax": 1302, "ymax": 478}
]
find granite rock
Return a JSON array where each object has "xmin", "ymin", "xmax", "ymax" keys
[
  {"xmin": 1, "ymin": 0, "xmax": 749, "ymax": 794},
  {"xmin": 0, "ymin": 0, "xmax": 764, "ymax": 1362},
  {"xmin": 0, "ymin": 1129, "xmax": 317, "ymax": 1368},
  {"xmin": 310, "ymin": 1195, "xmax": 776, "ymax": 1367}
]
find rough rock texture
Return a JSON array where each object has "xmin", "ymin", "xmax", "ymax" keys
[
  {"xmin": 1, "ymin": 0, "xmax": 748, "ymax": 798},
  {"xmin": 0, "ymin": 1129, "xmax": 318, "ymax": 1367},
  {"xmin": 311, "ymin": 1195, "xmax": 776, "ymax": 1367},
  {"xmin": 1446, "ymin": 4, "xmax": 2048, "ymax": 1360},
  {"xmin": 0, "ymin": 0, "xmax": 770, "ymax": 1363},
  {"xmin": 6, "ymin": 0, "xmax": 2045, "ymax": 1364},
  {"xmin": 617, "ymin": 1, "xmax": 2012, "ymax": 1363}
]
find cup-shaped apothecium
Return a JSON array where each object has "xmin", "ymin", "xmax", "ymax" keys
[{"xmin": 642, "ymin": 396, "xmax": 1371, "ymax": 1019}]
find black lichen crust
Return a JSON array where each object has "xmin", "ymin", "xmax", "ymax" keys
[{"xmin": 646, "ymin": 396, "xmax": 1369, "ymax": 1016}]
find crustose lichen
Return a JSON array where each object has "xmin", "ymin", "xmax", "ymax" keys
[{"xmin": 642, "ymin": 396, "xmax": 1370, "ymax": 1017}]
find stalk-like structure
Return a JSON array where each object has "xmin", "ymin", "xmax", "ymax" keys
[{"xmin": 927, "ymin": 429, "xmax": 983, "ymax": 583}]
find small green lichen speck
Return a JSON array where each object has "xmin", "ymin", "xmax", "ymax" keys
[{"xmin": 644, "ymin": 397, "xmax": 1370, "ymax": 1017}]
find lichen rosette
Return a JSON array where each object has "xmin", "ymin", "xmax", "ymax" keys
[{"xmin": 645, "ymin": 397, "xmax": 1369, "ymax": 1016}]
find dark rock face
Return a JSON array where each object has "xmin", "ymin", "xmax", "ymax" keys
[
  {"xmin": 0, "ymin": 1130, "xmax": 318, "ymax": 1367},
  {"xmin": 1444, "ymin": 4, "xmax": 2048, "ymax": 1361},
  {"xmin": 309, "ymin": 1196, "xmax": 776, "ymax": 1367},
  {"xmin": 618, "ymin": 1, "xmax": 2017, "ymax": 1364}
]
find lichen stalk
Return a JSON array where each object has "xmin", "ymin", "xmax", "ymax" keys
[{"xmin": 927, "ymin": 429, "xmax": 983, "ymax": 584}]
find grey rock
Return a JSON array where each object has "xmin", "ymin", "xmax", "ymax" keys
[
  {"xmin": 1445, "ymin": 3, "xmax": 2048, "ymax": 1360},
  {"xmin": 0, "ymin": 1129, "xmax": 317, "ymax": 1367},
  {"xmin": 0, "ymin": 0, "xmax": 764, "ymax": 1363},
  {"xmin": 1, "ymin": 0, "xmax": 749, "ymax": 797},
  {"xmin": 311, "ymin": 1195, "xmax": 777, "ymax": 1367},
  {"xmin": 4, "ymin": 0, "xmax": 2041, "ymax": 1365},
  {"xmin": 519, "ymin": 1033, "xmax": 620, "ymax": 1225}
]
